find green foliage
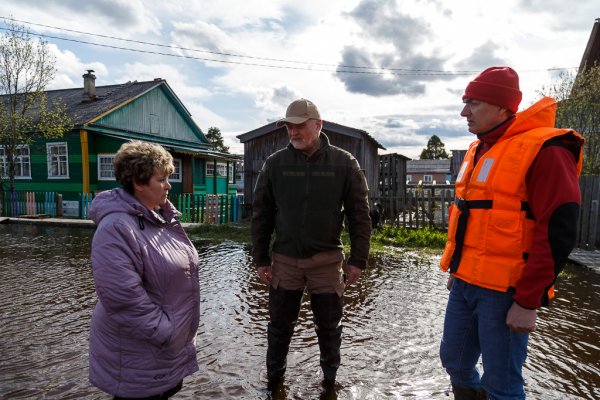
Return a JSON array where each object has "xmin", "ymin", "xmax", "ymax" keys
[
  {"xmin": 419, "ymin": 135, "xmax": 450, "ymax": 159},
  {"xmin": 538, "ymin": 63, "xmax": 600, "ymax": 175},
  {"xmin": 371, "ymin": 225, "xmax": 447, "ymax": 248},
  {"xmin": 189, "ymin": 222, "xmax": 447, "ymax": 253},
  {"xmin": 0, "ymin": 19, "xmax": 73, "ymax": 191},
  {"xmin": 205, "ymin": 126, "xmax": 230, "ymax": 153}
]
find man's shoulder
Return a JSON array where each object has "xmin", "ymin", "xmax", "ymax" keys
[
  {"xmin": 327, "ymin": 144, "xmax": 357, "ymax": 162},
  {"xmin": 265, "ymin": 146, "xmax": 293, "ymax": 163}
]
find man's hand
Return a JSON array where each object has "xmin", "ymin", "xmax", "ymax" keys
[
  {"xmin": 345, "ymin": 265, "xmax": 362, "ymax": 286},
  {"xmin": 257, "ymin": 266, "xmax": 272, "ymax": 284},
  {"xmin": 446, "ymin": 276, "xmax": 455, "ymax": 291},
  {"xmin": 506, "ymin": 302, "xmax": 537, "ymax": 333}
]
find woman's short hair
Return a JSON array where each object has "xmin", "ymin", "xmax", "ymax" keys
[{"xmin": 113, "ymin": 140, "xmax": 174, "ymax": 193}]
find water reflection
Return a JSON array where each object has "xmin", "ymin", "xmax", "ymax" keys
[{"xmin": 0, "ymin": 225, "xmax": 598, "ymax": 399}]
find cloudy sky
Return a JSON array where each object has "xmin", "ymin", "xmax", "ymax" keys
[{"xmin": 1, "ymin": 0, "xmax": 598, "ymax": 158}]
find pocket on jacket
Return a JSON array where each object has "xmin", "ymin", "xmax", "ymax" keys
[{"xmin": 156, "ymin": 305, "xmax": 193, "ymax": 359}]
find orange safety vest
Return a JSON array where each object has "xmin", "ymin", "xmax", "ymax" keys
[{"xmin": 440, "ymin": 98, "xmax": 583, "ymax": 294}]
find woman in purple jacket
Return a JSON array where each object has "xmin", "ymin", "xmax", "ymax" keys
[{"xmin": 89, "ymin": 141, "xmax": 200, "ymax": 399}]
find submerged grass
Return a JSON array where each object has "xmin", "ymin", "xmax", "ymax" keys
[
  {"xmin": 371, "ymin": 225, "xmax": 447, "ymax": 249},
  {"xmin": 189, "ymin": 221, "xmax": 447, "ymax": 254},
  {"xmin": 187, "ymin": 221, "xmax": 252, "ymax": 244},
  {"xmin": 342, "ymin": 224, "xmax": 447, "ymax": 257}
]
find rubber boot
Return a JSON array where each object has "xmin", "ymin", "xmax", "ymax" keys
[
  {"xmin": 452, "ymin": 384, "xmax": 488, "ymax": 400},
  {"xmin": 311, "ymin": 293, "xmax": 343, "ymax": 382},
  {"xmin": 266, "ymin": 286, "xmax": 304, "ymax": 389}
]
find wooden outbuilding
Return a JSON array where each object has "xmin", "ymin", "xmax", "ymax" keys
[
  {"xmin": 237, "ymin": 121, "xmax": 385, "ymax": 214},
  {"xmin": 379, "ymin": 153, "xmax": 410, "ymax": 198}
]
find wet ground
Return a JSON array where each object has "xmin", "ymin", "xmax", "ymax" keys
[{"xmin": 0, "ymin": 223, "xmax": 598, "ymax": 399}]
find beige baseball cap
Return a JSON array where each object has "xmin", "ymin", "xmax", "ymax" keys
[{"xmin": 275, "ymin": 98, "xmax": 321, "ymax": 127}]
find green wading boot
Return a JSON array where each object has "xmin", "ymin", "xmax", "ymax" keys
[
  {"xmin": 266, "ymin": 286, "xmax": 304, "ymax": 390},
  {"xmin": 452, "ymin": 384, "xmax": 488, "ymax": 400},
  {"xmin": 311, "ymin": 292, "xmax": 344, "ymax": 383}
]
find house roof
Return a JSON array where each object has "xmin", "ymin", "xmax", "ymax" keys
[
  {"xmin": 237, "ymin": 120, "xmax": 386, "ymax": 150},
  {"xmin": 1, "ymin": 77, "xmax": 238, "ymax": 161},
  {"xmin": 380, "ymin": 152, "xmax": 411, "ymax": 161},
  {"xmin": 580, "ymin": 18, "xmax": 600, "ymax": 70},
  {"xmin": 44, "ymin": 79, "xmax": 168, "ymax": 125},
  {"xmin": 407, "ymin": 159, "xmax": 451, "ymax": 173}
]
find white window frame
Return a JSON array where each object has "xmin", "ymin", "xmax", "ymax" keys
[
  {"xmin": 0, "ymin": 145, "xmax": 31, "ymax": 179},
  {"xmin": 98, "ymin": 154, "xmax": 116, "ymax": 181},
  {"xmin": 406, "ymin": 174, "xmax": 412, "ymax": 183},
  {"xmin": 206, "ymin": 161, "xmax": 232, "ymax": 179},
  {"xmin": 206, "ymin": 162, "xmax": 215, "ymax": 176},
  {"xmin": 47, "ymin": 142, "xmax": 69, "ymax": 179},
  {"xmin": 170, "ymin": 159, "xmax": 182, "ymax": 182},
  {"xmin": 423, "ymin": 174, "xmax": 433, "ymax": 183},
  {"xmin": 0, "ymin": 147, "xmax": 7, "ymax": 178}
]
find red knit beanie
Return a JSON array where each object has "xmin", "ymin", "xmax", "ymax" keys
[{"xmin": 463, "ymin": 66, "xmax": 522, "ymax": 113}]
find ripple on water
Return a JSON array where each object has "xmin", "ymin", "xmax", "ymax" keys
[{"xmin": 1, "ymin": 224, "xmax": 599, "ymax": 399}]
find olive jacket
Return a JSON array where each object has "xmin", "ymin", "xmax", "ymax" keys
[{"xmin": 251, "ymin": 134, "xmax": 371, "ymax": 269}]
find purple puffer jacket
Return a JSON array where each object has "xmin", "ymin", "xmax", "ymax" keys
[{"xmin": 88, "ymin": 188, "xmax": 200, "ymax": 397}]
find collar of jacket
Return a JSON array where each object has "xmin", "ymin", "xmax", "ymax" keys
[
  {"xmin": 117, "ymin": 188, "xmax": 180, "ymax": 226},
  {"xmin": 476, "ymin": 115, "xmax": 515, "ymax": 145}
]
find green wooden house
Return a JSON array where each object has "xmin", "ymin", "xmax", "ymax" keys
[{"xmin": 1, "ymin": 71, "xmax": 239, "ymax": 205}]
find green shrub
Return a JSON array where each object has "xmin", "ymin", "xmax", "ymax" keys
[{"xmin": 372, "ymin": 225, "xmax": 447, "ymax": 248}]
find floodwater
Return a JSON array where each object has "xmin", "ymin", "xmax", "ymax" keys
[{"xmin": 0, "ymin": 224, "xmax": 599, "ymax": 400}]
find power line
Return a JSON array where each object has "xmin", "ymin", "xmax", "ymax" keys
[
  {"xmin": 1, "ymin": 16, "xmax": 475, "ymax": 73},
  {"xmin": 0, "ymin": 26, "xmax": 470, "ymax": 75},
  {"xmin": 0, "ymin": 16, "xmax": 579, "ymax": 75},
  {"xmin": 2, "ymin": 16, "xmax": 353, "ymax": 69}
]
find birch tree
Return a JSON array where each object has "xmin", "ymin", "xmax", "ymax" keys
[{"xmin": 0, "ymin": 19, "xmax": 72, "ymax": 192}]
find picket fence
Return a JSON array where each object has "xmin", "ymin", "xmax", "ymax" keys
[
  {"xmin": 577, "ymin": 176, "xmax": 600, "ymax": 250},
  {"xmin": 378, "ymin": 184, "xmax": 454, "ymax": 230},
  {"xmin": 0, "ymin": 191, "xmax": 58, "ymax": 218},
  {"xmin": 378, "ymin": 178, "xmax": 600, "ymax": 250},
  {"xmin": 169, "ymin": 193, "xmax": 244, "ymax": 224},
  {"xmin": 0, "ymin": 191, "xmax": 245, "ymax": 225}
]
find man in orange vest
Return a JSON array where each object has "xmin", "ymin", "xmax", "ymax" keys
[{"xmin": 439, "ymin": 67, "xmax": 583, "ymax": 399}]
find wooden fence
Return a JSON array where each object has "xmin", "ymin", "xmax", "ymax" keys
[
  {"xmin": 377, "ymin": 184, "xmax": 454, "ymax": 230},
  {"xmin": 80, "ymin": 193, "xmax": 94, "ymax": 219},
  {"xmin": 378, "ymin": 178, "xmax": 600, "ymax": 250},
  {"xmin": 0, "ymin": 191, "xmax": 245, "ymax": 225},
  {"xmin": 0, "ymin": 191, "xmax": 58, "ymax": 218},
  {"xmin": 577, "ymin": 176, "xmax": 600, "ymax": 250},
  {"xmin": 169, "ymin": 193, "xmax": 244, "ymax": 224}
]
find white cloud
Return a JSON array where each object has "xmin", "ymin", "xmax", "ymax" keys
[{"xmin": 1, "ymin": 0, "xmax": 597, "ymax": 159}]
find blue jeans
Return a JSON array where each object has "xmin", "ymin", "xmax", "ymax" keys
[{"xmin": 440, "ymin": 278, "xmax": 529, "ymax": 400}]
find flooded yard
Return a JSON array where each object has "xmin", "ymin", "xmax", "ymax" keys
[{"xmin": 0, "ymin": 223, "xmax": 598, "ymax": 399}]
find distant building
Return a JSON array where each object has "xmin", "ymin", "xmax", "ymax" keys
[{"xmin": 406, "ymin": 159, "xmax": 451, "ymax": 184}]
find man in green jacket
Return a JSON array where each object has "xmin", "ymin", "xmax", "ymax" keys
[{"xmin": 251, "ymin": 98, "xmax": 371, "ymax": 390}]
